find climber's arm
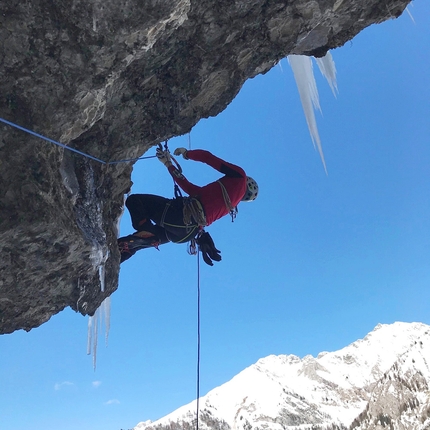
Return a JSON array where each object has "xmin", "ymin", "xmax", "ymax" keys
[
  {"xmin": 185, "ymin": 149, "xmax": 246, "ymax": 178},
  {"xmin": 167, "ymin": 165, "xmax": 202, "ymax": 196}
]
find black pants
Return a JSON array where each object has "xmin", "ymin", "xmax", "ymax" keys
[{"xmin": 125, "ymin": 194, "xmax": 199, "ymax": 244}]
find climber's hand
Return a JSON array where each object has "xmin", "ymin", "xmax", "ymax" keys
[
  {"xmin": 200, "ymin": 245, "xmax": 221, "ymax": 266},
  {"xmin": 174, "ymin": 147, "xmax": 189, "ymax": 159},
  {"xmin": 197, "ymin": 232, "xmax": 221, "ymax": 266},
  {"xmin": 156, "ymin": 146, "xmax": 172, "ymax": 167}
]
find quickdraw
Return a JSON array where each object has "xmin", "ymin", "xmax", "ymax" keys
[{"xmin": 158, "ymin": 140, "xmax": 184, "ymax": 198}]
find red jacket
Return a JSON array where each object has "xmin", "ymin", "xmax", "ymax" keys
[{"xmin": 168, "ymin": 149, "xmax": 247, "ymax": 226}]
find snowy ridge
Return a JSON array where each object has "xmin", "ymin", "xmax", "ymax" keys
[{"xmin": 134, "ymin": 322, "xmax": 430, "ymax": 430}]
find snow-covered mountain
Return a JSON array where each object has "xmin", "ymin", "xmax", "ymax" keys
[{"xmin": 134, "ymin": 322, "xmax": 430, "ymax": 430}]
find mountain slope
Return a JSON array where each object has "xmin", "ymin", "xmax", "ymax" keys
[{"xmin": 134, "ymin": 322, "xmax": 430, "ymax": 430}]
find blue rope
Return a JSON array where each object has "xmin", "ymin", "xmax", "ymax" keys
[
  {"xmin": 0, "ymin": 116, "xmax": 108, "ymax": 164},
  {"xmin": 196, "ymin": 250, "xmax": 201, "ymax": 430},
  {"xmin": 0, "ymin": 116, "xmax": 157, "ymax": 165},
  {"xmin": 107, "ymin": 155, "xmax": 157, "ymax": 164}
]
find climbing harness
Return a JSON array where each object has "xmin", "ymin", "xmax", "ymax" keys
[
  {"xmin": 183, "ymin": 198, "xmax": 207, "ymax": 230},
  {"xmin": 159, "ymin": 141, "xmax": 207, "ymax": 231}
]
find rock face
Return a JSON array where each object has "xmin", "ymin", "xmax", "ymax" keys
[{"xmin": 0, "ymin": 0, "xmax": 410, "ymax": 334}]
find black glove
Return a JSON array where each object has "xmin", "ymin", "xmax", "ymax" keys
[{"xmin": 197, "ymin": 232, "xmax": 221, "ymax": 266}]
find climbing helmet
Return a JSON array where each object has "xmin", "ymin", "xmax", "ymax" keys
[{"xmin": 241, "ymin": 176, "xmax": 259, "ymax": 202}]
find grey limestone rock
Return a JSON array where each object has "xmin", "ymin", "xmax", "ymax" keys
[{"xmin": 0, "ymin": 0, "xmax": 411, "ymax": 333}]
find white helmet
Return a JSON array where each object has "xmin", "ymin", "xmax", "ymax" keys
[{"xmin": 242, "ymin": 176, "xmax": 259, "ymax": 202}]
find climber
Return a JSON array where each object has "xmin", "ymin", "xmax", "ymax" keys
[{"xmin": 117, "ymin": 146, "xmax": 258, "ymax": 265}]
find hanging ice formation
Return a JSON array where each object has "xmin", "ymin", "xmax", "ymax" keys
[
  {"xmin": 315, "ymin": 52, "xmax": 338, "ymax": 96},
  {"xmin": 85, "ymin": 193, "xmax": 126, "ymax": 369},
  {"xmin": 287, "ymin": 51, "xmax": 338, "ymax": 173},
  {"xmin": 405, "ymin": 5, "xmax": 415, "ymax": 24},
  {"xmin": 87, "ymin": 296, "xmax": 111, "ymax": 370},
  {"xmin": 85, "ymin": 244, "xmax": 112, "ymax": 369},
  {"xmin": 80, "ymin": 163, "xmax": 111, "ymax": 370}
]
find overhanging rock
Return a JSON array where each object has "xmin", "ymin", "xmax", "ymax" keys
[{"xmin": 0, "ymin": 0, "xmax": 411, "ymax": 334}]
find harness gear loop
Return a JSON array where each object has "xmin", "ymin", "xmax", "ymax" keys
[
  {"xmin": 183, "ymin": 197, "xmax": 207, "ymax": 231},
  {"xmin": 188, "ymin": 238, "xmax": 198, "ymax": 255},
  {"xmin": 159, "ymin": 200, "xmax": 171, "ymax": 229},
  {"xmin": 188, "ymin": 229, "xmax": 203, "ymax": 256},
  {"xmin": 217, "ymin": 180, "xmax": 238, "ymax": 222}
]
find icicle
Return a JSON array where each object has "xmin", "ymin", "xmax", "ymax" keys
[
  {"xmin": 315, "ymin": 51, "xmax": 338, "ymax": 97},
  {"xmin": 87, "ymin": 297, "xmax": 111, "ymax": 369},
  {"xmin": 86, "ymin": 246, "xmax": 109, "ymax": 369},
  {"xmin": 87, "ymin": 315, "xmax": 93, "ymax": 355},
  {"xmin": 79, "ymin": 160, "xmax": 112, "ymax": 369},
  {"xmin": 288, "ymin": 54, "xmax": 327, "ymax": 173},
  {"xmin": 406, "ymin": 6, "xmax": 415, "ymax": 24},
  {"xmin": 98, "ymin": 264, "xmax": 106, "ymax": 293},
  {"xmin": 103, "ymin": 296, "xmax": 111, "ymax": 347},
  {"xmin": 92, "ymin": 308, "xmax": 99, "ymax": 370}
]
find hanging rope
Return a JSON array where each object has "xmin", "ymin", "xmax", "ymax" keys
[
  {"xmin": 196, "ymin": 249, "xmax": 201, "ymax": 430},
  {"xmin": 0, "ymin": 116, "xmax": 157, "ymax": 165},
  {"xmin": 158, "ymin": 138, "xmax": 201, "ymax": 429},
  {"xmin": 3, "ymin": 116, "xmax": 204, "ymax": 426}
]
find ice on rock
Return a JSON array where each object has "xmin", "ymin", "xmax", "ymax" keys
[
  {"xmin": 90, "ymin": 245, "xmax": 109, "ymax": 291},
  {"xmin": 59, "ymin": 153, "xmax": 80, "ymax": 204},
  {"xmin": 76, "ymin": 163, "xmax": 111, "ymax": 369},
  {"xmin": 115, "ymin": 195, "xmax": 127, "ymax": 239},
  {"xmin": 58, "ymin": 139, "xmax": 112, "ymax": 368}
]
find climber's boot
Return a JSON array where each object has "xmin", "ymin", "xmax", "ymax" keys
[{"xmin": 117, "ymin": 231, "xmax": 160, "ymax": 263}]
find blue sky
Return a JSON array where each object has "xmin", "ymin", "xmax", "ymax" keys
[{"xmin": 1, "ymin": 3, "xmax": 430, "ymax": 430}]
